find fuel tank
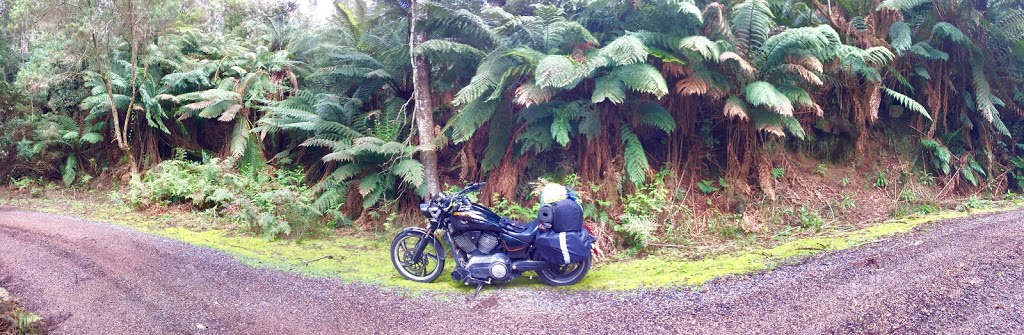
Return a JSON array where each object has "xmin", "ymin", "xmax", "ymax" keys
[{"xmin": 450, "ymin": 203, "xmax": 502, "ymax": 232}]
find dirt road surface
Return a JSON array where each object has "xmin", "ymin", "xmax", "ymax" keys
[{"xmin": 1, "ymin": 207, "xmax": 1023, "ymax": 334}]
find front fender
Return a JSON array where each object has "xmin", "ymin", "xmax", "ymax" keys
[{"xmin": 400, "ymin": 227, "xmax": 446, "ymax": 260}]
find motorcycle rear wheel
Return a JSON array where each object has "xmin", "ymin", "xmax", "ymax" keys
[
  {"xmin": 537, "ymin": 259, "xmax": 590, "ymax": 286},
  {"xmin": 391, "ymin": 231, "xmax": 445, "ymax": 282}
]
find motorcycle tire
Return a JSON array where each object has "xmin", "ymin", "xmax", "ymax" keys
[
  {"xmin": 391, "ymin": 230, "xmax": 445, "ymax": 282},
  {"xmin": 537, "ymin": 259, "xmax": 591, "ymax": 286}
]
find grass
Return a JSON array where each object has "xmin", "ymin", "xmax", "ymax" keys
[{"xmin": 3, "ymin": 188, "xmax": 1022, "ymax": 293}]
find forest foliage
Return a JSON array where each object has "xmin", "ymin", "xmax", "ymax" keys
[{"xmin": 1, "ymin": 0, "xmax": 1023, "ymax": 247}]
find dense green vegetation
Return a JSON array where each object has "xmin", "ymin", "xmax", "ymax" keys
[{"xmin": 1, "ymin": 0, "xmax": 1023, "ymax": 250}]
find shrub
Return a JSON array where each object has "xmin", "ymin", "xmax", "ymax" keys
[{"xmin": 131, "ymin": 158, "xmax": 324, "ymax": 239}]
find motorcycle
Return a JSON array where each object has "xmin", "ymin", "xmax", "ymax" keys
[{"xmin": 390, "ymin": 182, "xmax": 594, "ymax": 292}]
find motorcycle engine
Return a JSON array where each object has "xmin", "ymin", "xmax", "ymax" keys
[
  {"xmin": 451, "ymin": 231, "xmax": 511, "ymax": 282},
  {"xmin": 452, "ymin": 231, "xmax": 500, "ymax": 255}
]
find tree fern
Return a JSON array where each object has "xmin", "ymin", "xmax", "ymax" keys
[
  {"xmin": 621, "ymin": 125, "xmax": 650, "ymax": 186},
  {"xmin": 882, "ymin": 86, "xmax": 931, "ymax": 120}
]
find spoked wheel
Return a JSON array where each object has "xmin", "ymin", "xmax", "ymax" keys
[
  {"xmin": 537, "ymin": 259, "xmax": 591, "ymax": 286},
  {"xmin": 391, "ymin": 231, "xmax": 445, "ymax": 282}
]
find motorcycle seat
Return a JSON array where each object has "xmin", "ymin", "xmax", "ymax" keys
[{"xmin": 502, "ymin": 219, "xmax": 539, "ymax": 244}]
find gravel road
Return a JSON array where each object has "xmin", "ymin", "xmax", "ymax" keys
[{"xmin": 1, "ymin": 207, "xmax": 1022, "ymax": 334}]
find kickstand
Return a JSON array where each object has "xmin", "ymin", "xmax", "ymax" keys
[{"xmin": 471, "ymin": 282, "xmax": 484, "ymax": 299}]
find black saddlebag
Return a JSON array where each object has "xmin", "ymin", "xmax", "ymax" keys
[
  {"xmin": 537, "ymin": 199, "xmax": 584, "ymax": 232},
  {"xmin": 535, "ymin": 230, "xmax": 594, "ymax": 265}
]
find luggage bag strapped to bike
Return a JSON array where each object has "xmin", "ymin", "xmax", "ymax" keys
[{"xmin": 535, "ymin": 199, "xmax": 594, "ymax": 265}]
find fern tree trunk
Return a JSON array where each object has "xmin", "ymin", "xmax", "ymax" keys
[{"xmin": 409, "ymin": 0, "xmax": 441, "ymax": 196}]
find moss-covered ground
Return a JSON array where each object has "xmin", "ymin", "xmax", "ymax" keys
[{"xmin": 3, "ymin": 189, "xmax": 1021, "ymax": 293}]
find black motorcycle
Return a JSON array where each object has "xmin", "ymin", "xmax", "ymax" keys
[{"xmin": 390, "ymin": 182, "xmax": 595, "ymax": 291}]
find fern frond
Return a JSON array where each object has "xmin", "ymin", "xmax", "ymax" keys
[
  {"xmin": 863, "ymin": 47, "xmax": 895, "ymax": 67},
  {"xmin": 620, "ymin": 125, "xmax": 650, "ymax": 186},
  {"xmin": 877, "ymin": 0, "xmax": 930, "ymax": 10},
  {"xmin": 971, "ymin": 63, "xmax": 999, "ymax": 126},
  {"xmin": 720, "ymin": 51, "xmax": 756, "ymax": 78},
  {"xmin": 758, "ymin": 25, "xmax": 841, "ymax": 68},
  {"xmin": 452, "ymin": 98, "xmax": 497, "ymax": 143},
  {"xmin": 889, "ymin": 22, "xmax": 912, "ymax": 55},
  {"xmin": 391, "ymin": 159, "xmax": 425, "ymax": 188},
  {"xmin": 744, "ymin": 81, "xmax": 794, "ymax": 116},
  {"xmin": 679, "ymin": 36, "xmax": 720, "ymax": 62},
  {"xmin": 909, "ymin": 42, "xmax": 949, "ymax": 60},
  {"xmin": 229, "ymin": 120, "xmax": 249, "ymax": 158},
  {"xmin": 724, "ymin": 96, "xmax": 750, "ymax": 121},
  {"xmin": 598, "ymin": 35, "xmax": 648, "ymax": 66},
  {"xmin": 779, "ymin": 64, "xmax": 823, "ymax": 86},
  {"xmin": 514, "ymin": 81, "xmax": 554, "ymax": 107},
  {"xmin": 535, "ymin": 55, "xmax": 588, "ymax": 89},
  {"xmin": 881, "ymin": 86, "xmax": 931, "ymax": 120},
  {"xmin": 730, "ymin": 0, "xmax": 775, "ymax": 53},
  {"xmin": 593, "ymin": 76, "xmax": 627, "ymax": 104},
  {"xmin": 612, "ymin": 63, "xmax": 669, "ymax": 98},
  {"xmin": 931, "ymin": 22, "xmax": 972, "ymax": 46},
  {"xmin": 636, "ymin": 102, "xmax": 675, "ymax": 133},
  {"xmin": 412, "ymin": 39, "xmax": 485, "ymax": 60}
]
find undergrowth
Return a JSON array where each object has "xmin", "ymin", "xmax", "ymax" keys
[
  {"xmin": 120, "ymin": 155, "xmax": 328, "ymax": 240},
  {"xmin": 0, "ymin": 298, "xmax": 46, "ymax": 335}
]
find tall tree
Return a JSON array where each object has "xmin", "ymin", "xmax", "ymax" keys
[{"xmin": 410, "ymin": 0, "xmax": 441, "ymax": 196}]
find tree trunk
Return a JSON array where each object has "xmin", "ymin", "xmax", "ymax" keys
[{"xmin": 409, "ymin": 0, "xmax": 441, "ymax": 196}]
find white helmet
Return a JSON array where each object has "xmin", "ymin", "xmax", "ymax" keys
[{"xmin": 540, "ymin": 183, "xmax": 568, "ymax": 204}]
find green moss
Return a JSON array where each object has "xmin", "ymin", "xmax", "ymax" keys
[{"xmin": 2, "ymin": 190, "xmax": 1021, "ymax": 293}]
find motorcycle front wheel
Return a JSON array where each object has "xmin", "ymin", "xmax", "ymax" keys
[
  {"xmin": 390, "ymin": 231, "xmax": 445, "ymax": 282},
  {"xmin": 537, "ymin": 259, "xmax": 591, "ymax": 286}
]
